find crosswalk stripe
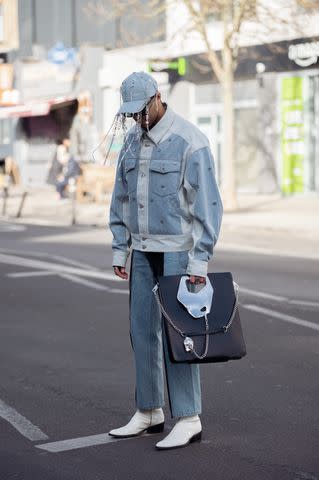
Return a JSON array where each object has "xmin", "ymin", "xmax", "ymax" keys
[
  {"xmin": 36, "ymin": 433, "xmax": 132, "ymax": 452},
  {"xmin": 0, "ymin": 399, "xmax": 48, "ymax": 441}
]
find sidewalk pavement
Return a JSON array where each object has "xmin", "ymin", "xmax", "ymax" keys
[{"xmin": 0, "ymin": 185, "xmax": 318, "ymax": 259}]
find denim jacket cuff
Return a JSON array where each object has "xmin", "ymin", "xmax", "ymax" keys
[
  {"xmin": 112, "ymin": 250, "xmax": 129, "ymax": 268},
  {"xmin": 186, "ymin": 258, "xmax": 208, "ymax": 277}
]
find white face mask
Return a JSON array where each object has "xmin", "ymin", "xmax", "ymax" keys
[{"xmin": 177, "ymin": 276, "xmax": 214, "ymax": 318}]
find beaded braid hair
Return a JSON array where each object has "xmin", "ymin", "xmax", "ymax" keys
[{"xmin": 93, "ymin": 77, "xmax": 154, "ymax": 168}]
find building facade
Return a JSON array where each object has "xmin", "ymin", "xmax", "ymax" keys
[
  {"xmin": 1, "ymin": 0, "xmax": 165, "ymax": 185},
  {"xmin": 157, "ymin": 36, "xmax": 319, "ymax": 194},
  {"xmin": 101, "ymin": 1, "xmax": 319, "ymax": 195},
  {"xmin": 1, "ymin": 0, "xmax": 318, "ymax": 194}
]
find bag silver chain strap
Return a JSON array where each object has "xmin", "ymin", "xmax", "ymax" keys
[{"xmin": 152, "ymin": 282, "xmax": 239, "ymax": 360}]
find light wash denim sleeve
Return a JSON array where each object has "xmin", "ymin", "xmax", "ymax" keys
[
  {"xmin": 109, "ymin": 150, "xmax": 132, "ymax": 267},
  {"xmin": 184, "ymin": 147, "xmax": 223, "ymax": 277}
]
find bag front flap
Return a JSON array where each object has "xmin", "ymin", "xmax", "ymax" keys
[{"xmin": 157, "ymin": 272, "xmax": 236, "ymax": 335}]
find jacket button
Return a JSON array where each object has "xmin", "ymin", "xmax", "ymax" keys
[
  {"xmin": 142, "ymin": 236, "xmax": 147, "ymax": 241},
  {"xmin": 142, "ymin": 245, "xmax": 146, "ymax": 249},
  {"xmin": 139, "ymin": 203, "xmax": 144, "ymax": 209}
]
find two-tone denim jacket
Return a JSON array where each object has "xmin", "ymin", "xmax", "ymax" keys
[{"xmin": 109, "ymin": 106, "xmax": 223, "ymax": 277}]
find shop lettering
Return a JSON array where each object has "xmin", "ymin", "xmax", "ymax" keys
[{"xmin": 288, "ymin": 41, "xmax": 319, "ymax": 67}]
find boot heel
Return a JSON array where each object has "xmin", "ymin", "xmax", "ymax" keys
[
  {"xmin": 190, "ymin": 431, "xmax": 202, "ymax": 443},
  {"xmin": 147, "ymin": 422, "xmax": 165, "ymax": 434}
]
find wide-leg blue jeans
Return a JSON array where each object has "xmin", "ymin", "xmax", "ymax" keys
[{"xmin": 129, "ymin": 249, "xmax": 202, "ymax": 418}]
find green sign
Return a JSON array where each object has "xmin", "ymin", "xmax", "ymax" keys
[
  {"xmin": 281, "ymin": 76, "xmax": 305, "ymax": 194},
  {"xmin": 148, "ymin": 57, "xmax": 186, "ymax": 76}
]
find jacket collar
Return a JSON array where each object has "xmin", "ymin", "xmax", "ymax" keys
[{"xmin": 141, "ymin": 106, "xmax": 175, "ymax": 145}]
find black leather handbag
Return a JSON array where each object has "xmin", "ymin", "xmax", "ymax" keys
[{"xmin": 152, "ymin": 272, "xmax": 247, "ymax": 364}]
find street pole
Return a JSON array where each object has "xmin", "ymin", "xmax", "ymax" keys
[
  {"xmin": 16, "ymin": 191, "xmax": 28, "ymax": 218},
  {"xmin": 68, "ymin": 178, "xmax": 77, "ymax": 226},
  {"xmin": 2, "ymin": 174, "xmax": 10, "ymax": 216}
]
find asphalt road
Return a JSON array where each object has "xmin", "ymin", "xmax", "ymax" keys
[{"xmin": 0, "ymin": 222, "xmax": 318, "ymax": 480}]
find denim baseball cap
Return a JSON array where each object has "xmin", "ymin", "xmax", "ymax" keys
[{"xmin": 118, "ymin": 72, "xmax": 158, "ymax": 115}]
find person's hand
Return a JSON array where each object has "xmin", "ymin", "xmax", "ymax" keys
[
  {"xmin": 113, "ymin": 266, "xmax": 128, "ymax": 280},
  {"xmin": 189, "ymin": 275, "xmax": 206, "ymax": 285}
]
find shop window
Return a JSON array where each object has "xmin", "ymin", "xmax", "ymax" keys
[{"xmin": 235, "ymin": 107, "xmax": 258, "ymax": 192}]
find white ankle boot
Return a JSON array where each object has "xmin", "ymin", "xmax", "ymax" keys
[
  {"xmin": 109, "ymin": 408, "xmax": 164, "ymax": 438},
  {"xmin": 155, "ymin": 415, "xmax": 202, "ymax": 450}
]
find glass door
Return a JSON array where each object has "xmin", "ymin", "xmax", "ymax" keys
[{"xmin": 196, "ymin": 115, "xmax": 222, "ymax": 185}]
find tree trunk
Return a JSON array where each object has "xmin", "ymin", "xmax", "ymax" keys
[{"xmin": 221, "ymin": 44, "xmax": 238, "ymax": 211}]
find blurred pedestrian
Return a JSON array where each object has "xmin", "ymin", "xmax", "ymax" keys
[
  {"xmin": 109, "ymin": 72, "xmax": 223, "ymax": 450},
  {"xmin": 47, "ymin": 139, "xmax": 65, "ymax": 188},
  {"xmin": 69, "ymin": 91, "xmax": 98, "ymax": 164},
  {"xmin": 54, "ymin": 138, "xmax": 81, "ymax": 200}
]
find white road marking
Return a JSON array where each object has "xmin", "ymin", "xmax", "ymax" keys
[
  {"xmin": 240, "ymin": 287, "xmax": 319, "ymax": 309},
  {"xmin": 240, "ymin": 287, "xmax": 286, "ymax": 302},
  {"xmin": 7, "ymin": 270, "xmax": 129, "ymax": 294},
  {"xmin": 0, "ymin": 247, "xmax": 99, "ymax": 271},
  {"xmin": 1, "ymin": 252, "xmax": 129, "ymax": 294},
  {"xmin": 1, "ymin": 250, "xmax": 315, "ymax": 305},
  {"xmin": 36, "ymin": 433, "xmax": 130, "ymax": 452},
  {"xmin": 60, "ymin": 273, "xmax": 111, "ymax": 291},
  {"xmin": 0, "ymin": 223, "xmax": 26, "ymax": 232},
  {"xmin": 243, "ymin": 304, "xmax": 319, "ymax": 332},
  {"xmin": 0, "ymin": 399, "xmax": 49, "ymax": 441},
  {"xmin": 8, "ymin": 270, "xmax": 56, "ymax": 278},
  {"xmin": 217, "ymin": 243, "xmax": 317, "ymax": 260},
  {"xmin": 0, "ymin": 253, "xmax": 121, "ymax": 282},
  {"xmin": 289, "ymin": 299, "xmax": 319, "ymax": 308}
]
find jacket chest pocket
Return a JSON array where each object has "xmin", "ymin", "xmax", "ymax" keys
[
  {"xmin": 149, "ymin": 161, "xmax": 181, "ymax": 196},
  {"xmin": 124, "ymin": 158, "xmax": 137, "ymax": 194}
]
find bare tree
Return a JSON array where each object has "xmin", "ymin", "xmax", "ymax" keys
[
  {"xmin": 86, "ymin": 0, "xmax": 319, "ymax": 210},
  {"xmin": 181, "ymin": 1, "xmax": 258, "ymax": 210}
]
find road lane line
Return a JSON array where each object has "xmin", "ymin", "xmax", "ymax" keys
[
  {"xmin": 240, "ymin": 287, "xmax": 286, "ymax": 302},
  {"xmin": 0, "ymin": 247, "xmax": 99, "ymax": 271},
  {"xmin": 0, "ymin": 223, "xmax": 26, "ymax": 232},
  {"xmin": 36, "ymin": 433, "xmax": 131, "ymax": 452},
  {"xmin": 290, "ymin": 300, "xmax": 319, "ymax": 308},
  {"xmin": 59, "ymin": 273, "xmax": 110, "ymax": 291},
  {"xmin": 0, "ymin": 399, "xmax": 49, "ymax": 441},
  {"xmin": 3, "ymin": 251, "xmax": 315, "ymax": 305},
  {"xmin": 240, "ymin": 287, "xmax": 319, "ymax": 309},
  {"xmin": 0, "ymin": 253, "xmax": 121, "ymax": 282},
  {"xmin": 8, "ymin": 270, "xmax": 56, "ymax": 278},
  {"xmin": 217, "ymin": 243, "xmax": 318, "ymax": 260},
  {"xmin": 243, "ymin": 304, "xmax": 319, "ymax": 332},
  {"xmin": 59, "ymin": 274, "xmax": 128, "ymax": 294}
]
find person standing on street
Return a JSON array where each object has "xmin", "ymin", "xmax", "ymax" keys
[{"xmin": 108, "ymin": 72, "xmax": 223, "ymax": 450}]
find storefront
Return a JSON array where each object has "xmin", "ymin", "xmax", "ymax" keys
[
  {"xmin": 1, "ymin": 44, "xmax": 103, "ymax": 186},
  {"xmin": 151, "ymin": 36, "xmax": 319, "ymax": 194}
]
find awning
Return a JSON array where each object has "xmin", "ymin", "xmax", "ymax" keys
[{"xmin": 0, "ymin": 95, "xmax": 77, "ymax": 119}]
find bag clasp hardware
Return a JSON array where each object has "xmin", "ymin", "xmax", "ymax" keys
[{"xmin": 184, "ymin": 337, "xmax": 194, "ymax": 352}]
